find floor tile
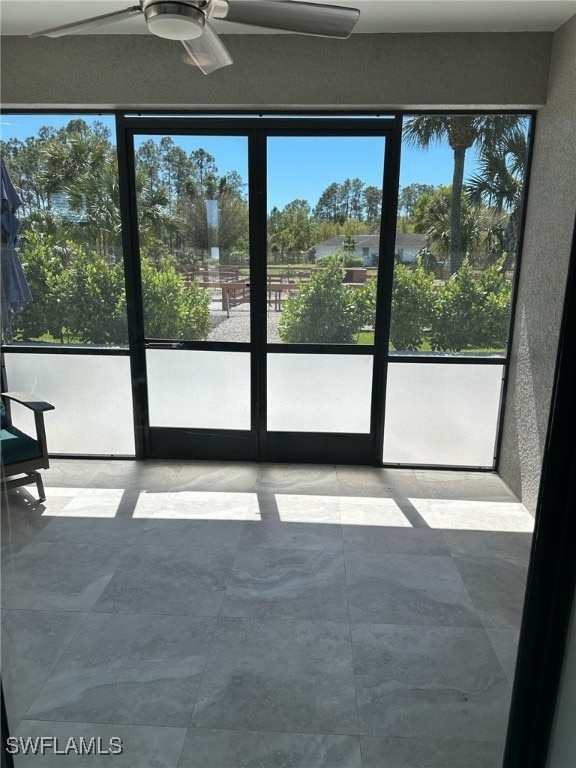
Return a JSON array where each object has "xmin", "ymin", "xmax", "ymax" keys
[
  {"xmin": 87, "ymin": 460, "xmax": 200, "ymax": 493},
  {"xmin": 87, "ymin": 460, "xmax": 261, "ymax": 494},
  {"xmin": 345, "ymin": 552, "xmax": 481, "ymax": 627},
  {"xmin": 442, "ymin": 530, "xmax": 533, "ymax": 562},
  {"xmin": 132, "ymin": 490, "xmax": 260, "ymax": 521},
  {"xmin": 2, "ymin": 462, "xmax": 530, "ymax": 768},
  {"xmin": 1, "ymin": 542, "xmax": 125, "ymax": 611},
  {"xmin": 486, "ymin": 629, "xmax": 520, "ymax": 681},
  {"xmin": 342, "ymin": 526, "xmax": 449, "ymax": 556},
  {"xmin": 7, "ymin": 719, "xmax": 20, "ymax": 737},
  {"xmin": 256, "ymin": 464, "xmax": 339, "ymax": 496},
  {"xmin": 170, "ymin": 462, "xmax": 260, "ymax": 493},
  {"xmin": 407, "ymin": 499, "xmax": 534, "ymax": 533},
  {"xmin": 34, "ymin": 516, "xmax": 147, "ymax": 546},
  {"xmin": 12, "ymin": 720, "xmax": 187, "ymax": 767},
  {"xmin": 192, "ymin": 617, "xmax": 358, "ymax": 734},
  {"xmin": 336, "ymin": 467, "xmax": 421, "ymax": 499},
  {"xmin": 335, "ymin": 467, "xmax": 395, "ymax": 498},
  {"xmin": 239, "ymin": 521, "xmax": 343, "ymax": 550},
  {"xmin": 93, "ymin": 545, "xmax": 235, "ymax": 617},
  {"xmin": 453, "ymin": 555, "xmax": 528, "ymax": 629},
  {"xmin": 37, "ymin": 487, "xmax": 130, "ymax": 518},
  {"xmin": 339, "ymin": 497, "xmax": 413, "ymax": 527},
  {"xmin": 221, "ymin": 548, "xmax": 348, "ymax": 621},
  {"xmin": 1, "ymin": 493, "xmax": 55, "ymax": 561},
  {"xmin": 413, "ymin": 471, "xmax": 518, "ymax": 502},
  {"xmin": 271, "ymin": 494, "xmax": 341, "ymax": 524},
  {"xmin": 25, "ymin": 613, "xmax": 216, "ymax": 727},
  {"xmin": 40, "ymin": 460, "xmax": 109, "ymax": 488},
  {"xmin": 1, "ymin": 610, "xmax": 87, "ymax": 718},
  {"xmin": 135, "ymin": 519, "xmax": 246, "ymax": 549},
  {"xmin": 360, "ymin": 736, "xmax": 504, "ymax": 767},
  {"xmin": 179, "ymin": 728, "xmax": 361, "ymax": 768},
  {"xmin": 352, "ymin": 623, "xmax": 510, "ymax": 740}
]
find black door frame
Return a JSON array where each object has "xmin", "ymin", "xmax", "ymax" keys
[{"xmin": 116, "ymin": 114, "xmax": 401, "ymax": 464}]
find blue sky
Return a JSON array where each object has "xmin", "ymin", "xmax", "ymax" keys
[{"xmin": 2, "ymin": 113, "xmax": 460, "ymax": 211}]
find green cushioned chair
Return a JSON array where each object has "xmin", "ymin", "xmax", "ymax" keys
[{"xmin": 1, "ymin": 391, "xmax": 54, "ymax": 502}]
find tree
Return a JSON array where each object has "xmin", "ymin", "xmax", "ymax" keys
[
  {"xmin": 390, "ymin": 260, "xmax": 434, "ymax": 351},
  {"xmin": 279, "ymin": 257, "xmax": 368, "ymax": 343},
  {"xmin": 363, "ymin": 186, "xmax": 382, "ymax": 230},
  {"xmin": 189, "ymin": 149, "xmax": 218, "ymax": 197},
  {"xmin": 267, "ymin": 199, "xmax": 314, "ymax": 263},
  {"xmin": 314, "ymin": 182, "xmax": 345, "ymax": 223},
  {"xmin": 137, "ymin": 139, "xmax": 162, "ymax": 193},
  {"xmin": 430, "ymin": 257, "xmax": 511, "ymax": 351},
  {"xmin": 403, "ymin": 115, "xmax": 523, "ymax": 272},
  {"xmin": 414, "ymin": 186, "xmax": 484, "ymax": 264},
  {"xmin": 140, "ymin": 258, "xmax": 211, "ymax": 340},
  {"xmin": 177, "ymin": 186, "xmax": 248, "ymax": 263},
  {"xmin": 12, "ymin": 233, "xmax": 127, "ymax": 345},
  {"xmin": 467, "ymin": 123, "xmax": 529, "ymax": 270},
  {"xmin": 398, "ymin": 183, "xmax": 438, "ymax": 220}
]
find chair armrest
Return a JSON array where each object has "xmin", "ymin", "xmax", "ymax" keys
[{"xmin": 2, "ymin": 392, "xmax": 55, "ymax": 413}]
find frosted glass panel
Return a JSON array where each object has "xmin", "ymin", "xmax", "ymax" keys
[
  {"xmin": 147, "ymin": 350, "xmax": 250, "ymax": 430},
  {"xmin": 268, "ymin": 354, "xmax": 372, "ymax": 433},
  {"xmin": 383, "ymin": 363, "xmax": 503, "ymax": 466},
  {"xmin": 4, "ymin": 354, "xmax": 135, "ymax": 455}
]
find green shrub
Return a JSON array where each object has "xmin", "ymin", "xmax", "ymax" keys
[
  {"xmin": 430, "ymin": 257, "xmax": 511, "ymax": 351},
  {"xmin": 225, "ymin": 251, "xmax": 249, "ymax": 266},
  {"xmin": 316, "ymin": 250, "xmax": 364, "ymax": 268},
  {"xmin": 279, "ymin": 257, "xmax": 367, "ymax": 343},
  {"xmin": 390, "ymin": 260, "xmax": 434, "ymax": 351},
  {"xmin": 13, "ymin": 234, "xmax": 126, "ymax": 344},
  {"xmin": 13, "ymin": 235, "xmax": 210, "ymax": 344},
  {"xmin": 13, "ymin": 233, "xmax": 73, "ymax": 342},
  {"xmin": 66, "ymin": 250, "xmax": 127, "ymax": 345},
  {"xmin": 141, "ymin": 258, "xmax": 211, "ymax": 340}
]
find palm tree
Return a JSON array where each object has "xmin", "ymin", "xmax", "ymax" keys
[
  {"xmin": 467, "ymin": 124, "xmax": 529, "ymax": 270},
  {"xmin": 419, "ymin": 187, "xmax": 484, "ymax": 263},
  {"xmin": 403, "ymin": 115, "xmax": 523, "ymax": 273}
]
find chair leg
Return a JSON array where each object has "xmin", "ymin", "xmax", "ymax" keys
[{"xmin": 31, "ymin": 471, "xmax": 46, "ymax": 503}]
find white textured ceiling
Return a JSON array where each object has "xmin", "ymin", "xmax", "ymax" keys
[{"xmin": 1, "ymin": 0, "xmax": 574, "ymax": 36}]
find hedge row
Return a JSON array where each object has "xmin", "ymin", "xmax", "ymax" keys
[
  {"xmin": 279, "ymin": 256, "xmax": 511, "ymax": 351},
  {"xmin": 12, "ymin": 234, "xmax": 210, "ymax": 344}
]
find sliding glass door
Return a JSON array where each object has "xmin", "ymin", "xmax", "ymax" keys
[
  {"xmin": 263, "ymin": 132, "xmax": 390, "ymax": 462},
  {"xmin": 119, "ymin": 117, "xmax": 395, "ymax": 463},
  {"xmin": 120, "ymin": 124, "xmax": 257, "ymax": 459}
]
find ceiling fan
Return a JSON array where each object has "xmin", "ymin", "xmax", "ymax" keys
[{"xmin": 30, "ymin": 0, "xmax": 360, "ymax": 75}]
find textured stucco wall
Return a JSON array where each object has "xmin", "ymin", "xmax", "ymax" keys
[
  {"xmin": 499, "ymin": 14, "xmax": 576, "ymax": 513},
  {"xmin": 0, "ymin": 32, "xmax": 551, "ymax": 109}
]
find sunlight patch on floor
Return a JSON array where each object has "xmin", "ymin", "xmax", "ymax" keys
[
  {"xmin": 132, "ymin": 491, "xmax": 261, "ymax": 520},
  {"xmin": 408, "ymin": 498, "xmax": 535, "ymax": 532}
]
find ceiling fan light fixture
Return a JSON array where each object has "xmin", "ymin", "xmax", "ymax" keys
[{"xmin": 144, "ymin": 2, "xmax": 205, "ymax": 40}]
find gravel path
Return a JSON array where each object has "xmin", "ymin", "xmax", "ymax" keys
[{"xmin": 207, "ymin": 302, "xmax": 282, "ymax": 343}]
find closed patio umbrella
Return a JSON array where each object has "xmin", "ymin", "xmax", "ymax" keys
[{"xmin": 1, "ymin": 156, "xmax": 32, "ymax": 342}]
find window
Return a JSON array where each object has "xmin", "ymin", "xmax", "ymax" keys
[{"xmin": 0, "ymin": 114, "xmax": 128, "ymax": 347}]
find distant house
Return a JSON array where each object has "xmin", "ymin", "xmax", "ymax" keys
[{"xmin": 312, "ymin": 233, "xmax": 427, "ymax": 266}]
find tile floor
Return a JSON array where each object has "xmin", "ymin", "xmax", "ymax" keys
[{"xmin": 1, "ymin": 460, "xmax": 534, "ymax": 767}]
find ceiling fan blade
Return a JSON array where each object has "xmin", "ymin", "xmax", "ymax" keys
[
  {"xmin": 214, "ymin": 0, "xmax": 359, "ymax": 39},
  {"xmin": 181, "ymin": 23, "xmax": 233, "ymax": 75},
  {"xmin": 30, "ymin": 6, "xmax": 142, "ymax": 38}
]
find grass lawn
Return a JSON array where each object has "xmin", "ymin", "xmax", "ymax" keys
[{"xmin": 356, "ymin": 330, "xmax": 504, "ymax": 354}]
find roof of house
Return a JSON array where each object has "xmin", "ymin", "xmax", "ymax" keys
[
  {"xmin": 395, "ymin": 232, "xmax": 427, "ymax": 249},
  {"xmin": 313, "ymin": 233, "xmax": 426, "ymax": 250}
]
